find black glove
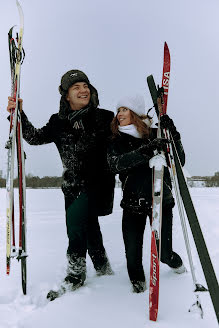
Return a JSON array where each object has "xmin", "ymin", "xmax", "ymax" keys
[
  {"xmin": 160, "ymin": 114, "xmax": 180, "ymax": 140},
  {"xmin": 140, "ymin": 138, "xmax": 170, "ymax": 155}
]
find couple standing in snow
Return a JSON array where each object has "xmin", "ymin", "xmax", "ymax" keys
[{"xmin": 7, "ymin": 69, "xmax": 185, "ymax": 299}]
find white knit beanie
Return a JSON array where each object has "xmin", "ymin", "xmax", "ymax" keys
[{"xmin": 116, "ymin": 94, "xmax": 146, "ymax": 116}]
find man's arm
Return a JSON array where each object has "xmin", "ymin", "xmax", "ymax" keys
[
  {"xmin": 7, "ymin": 96, "xmax": 55, "ymax": 145},
  {"xmin": 20, "ymin": 111, "xmax": 56, "ymax": 145}
]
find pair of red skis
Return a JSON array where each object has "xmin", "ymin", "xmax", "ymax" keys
[
  {"xmin": 148, "ymin": 42, "xmax": 219, "ymax": 325},
  {"xmin": 6, "ymin": 0, "xmax": 27, "ymax": 295},
  {"xmin": 149, "ymin": 42, "xmax": 170, "ymax": 321}
]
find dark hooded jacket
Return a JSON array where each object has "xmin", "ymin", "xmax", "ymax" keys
[
  {"xmin": 107, "ymin": 128, "xmax": 185, "ymax": 214},
  {"xmin": 20, "ymin": 87, "xmax": 115, "ymax": 216}
]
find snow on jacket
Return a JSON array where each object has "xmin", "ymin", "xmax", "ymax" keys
[
  {"xmin": 107, "ymin": 128, "xmax": 185, "ymax": 214},
  {"xmin": 20, "ymin": 103, "xmax": 115, "ymax": 216}
]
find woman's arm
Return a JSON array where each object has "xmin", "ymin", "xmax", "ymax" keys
[{"xmin": 107, "ymin": 138, "xmax": 168, "ymax": 174}]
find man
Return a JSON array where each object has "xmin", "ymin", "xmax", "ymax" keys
[{"xmin": 7, "ymin": 70, "xmax": 115, "ymax": 300}]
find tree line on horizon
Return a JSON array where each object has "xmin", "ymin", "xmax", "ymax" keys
[
  {"xmin": 0, "ymin": 175, "xmax": 62, "ymax": 188},
  {"xmin": 0, "ymin": 172, "xmax": 219, "ymax": 188}
]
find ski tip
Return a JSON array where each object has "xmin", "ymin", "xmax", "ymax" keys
[
  {"xmin": 147, "ymin": 74, "xmax": 153, "ymax": 82},
  {"xmin": 164, "ymin": 41, "xmax": 169, "ymax": 52},
  {"xmin": 16, "ymin": 0, "xmax": 23, "ymax": 13},
  {"xmin": 16, "ymin": 0, "xmax": 24, "ymax": 26},
  {"xmin": 8, "ymin": 25, "xmax": 16, "ymax": 35}
]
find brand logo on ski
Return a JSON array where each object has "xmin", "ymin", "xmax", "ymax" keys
[
  {"xmin": 152, "ymin": 253, "xmax": 157, "ymax": 286},
  {"xmin": 162, "ymin": 72, "xmax": 170, "ymax": 95}
]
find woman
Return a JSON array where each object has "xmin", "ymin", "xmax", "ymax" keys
[{"xmin": 107, "ymin": 94, "xmax": 186, "ymax": 293}]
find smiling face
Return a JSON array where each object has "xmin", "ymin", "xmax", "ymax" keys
[
  {"xmin": 117, "ymin": 107, "xmax": 132, "ymax": 126},
  {"xmin": 66, "ymin": 82, "xmax": 91, "ymax": 110}
]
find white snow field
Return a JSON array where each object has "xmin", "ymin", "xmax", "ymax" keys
[{"xmin": 0, "ymin": 187, "xmax": 218, "ymax": 328}]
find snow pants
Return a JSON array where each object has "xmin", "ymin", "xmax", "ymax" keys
[
  {"xmin": 65, "ymin": 192, "xmax": 110, "ymax": 277},
  {"xmin": 122, "ymin": 202, "xmax": 178, "ymax": 283}
]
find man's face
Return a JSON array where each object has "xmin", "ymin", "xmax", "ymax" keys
[{"xmin": 66, "ymin": 82, "xmax": 91, "ymax": 110}]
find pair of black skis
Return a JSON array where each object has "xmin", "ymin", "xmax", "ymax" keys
[{"xmin": 147, "ymin": 67, "xmax": 219, "ymax": 323}]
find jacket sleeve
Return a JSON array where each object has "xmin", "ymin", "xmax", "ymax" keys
[
  {"xmin": 107, "ymin": 141, "xmax": 151, "ymax": 174},
  {"xmin": 21, "ymin": 111, "xmax": 55, "ymax": 145},
  {"xmin": 95, "ymin": 109, "xmax": 114, "ymax": 139}
]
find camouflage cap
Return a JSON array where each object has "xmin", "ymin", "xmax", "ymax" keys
[{"xmin": 59, "ymin": 70, "xmax": 90, "ymax": 95}]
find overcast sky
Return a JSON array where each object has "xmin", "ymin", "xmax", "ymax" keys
[{"xmin": 0, "ymin": 0, "xmax": 219, "ymax": 177}]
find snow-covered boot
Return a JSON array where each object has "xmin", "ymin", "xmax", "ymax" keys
[
  {"xmin": 96, "ymin": 260, "xmax": 114, "ymax": 276},
  {"xmin": 89, "ymin": 250, "xmax": 114, "ymax": 276},
  {"xmin": 47, "ymin": 255, "xmax": 86, "ymax": 302},
  {"xmin": 47, "ymin": 285, "xmax": 66, "ymax": 301},
  {"xmin": 46, "ymin": 275, "xmax": 85, "ymax": 302},
  {"xmin": 172, "ymin": 263, "xmax": 187, "ymax": 274},
  {"xmin": 131, "ymin": 280, "xmax": 146, "ymax": 293},
  {"xmin": 65, "ymin": 254, "xmax": 86, "ymax": 285},
  {"xmin": 163, "ymin": 251, "xmax": 186, "ymax": 273}
]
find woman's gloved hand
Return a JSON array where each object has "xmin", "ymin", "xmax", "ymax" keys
[
  {"xmin": 139, "ymin": 138, "xmax": 170, "ymax": 154},
  {"xmin": 160, "ymin": 114, "xmax": 180, "ymax": 140}
]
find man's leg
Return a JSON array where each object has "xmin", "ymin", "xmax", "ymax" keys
[
  {"xmin": 87, "ymin": 189, "xmax": 113, "ymax": 275},
  {"xmin": 122, "ymin": 209, "xmax": 147, "ymax": 292},
  {"xmin": 65, "ymin": 193, "xmax": 89, "ymax": 286},
  {"xmin": 47, "ymin": 193, "xmax": 89, "ymax": 301},
  {"xmin": 87, "ymin": 214, "xmax": 113, "ymax": 275}
]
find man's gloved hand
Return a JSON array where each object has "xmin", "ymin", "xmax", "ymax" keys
[{"xmin": 160, "ymin": 114, "xmax": 180, "ymax": 140}]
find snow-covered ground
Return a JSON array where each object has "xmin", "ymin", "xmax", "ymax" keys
[{"xmin": 0, "ymin": 187, "xmax": 218, "ymax": 328}]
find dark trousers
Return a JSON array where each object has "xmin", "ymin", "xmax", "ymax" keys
[
  {"xmin": 65, "ymin": 192, "xmax": 109, "ymax": 274},
  {"xmin": 122, "ymin": 203, "xmax": 174, "ymax": 283}
]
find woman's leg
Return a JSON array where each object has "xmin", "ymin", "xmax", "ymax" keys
[{"xmin": 161, "ymin": 202, "xmax": 183, "ymax": 269}]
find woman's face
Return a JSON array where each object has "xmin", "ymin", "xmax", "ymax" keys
[{"xmin": 117, "ymin": 107, "xmax": 132, "ymax": 126}]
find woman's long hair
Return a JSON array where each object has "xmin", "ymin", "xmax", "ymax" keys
[{"xmin": 111, "ymin": 109, "xmax": 152, "ymax": 139}]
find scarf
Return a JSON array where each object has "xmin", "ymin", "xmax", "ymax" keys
[{"xmin": 118, "ymin": 124, "xmax": 142, "ymax": 139}]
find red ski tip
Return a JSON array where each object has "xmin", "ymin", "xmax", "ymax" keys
[{"xmin": 164, "ymin": 41, "xmax": 169, "ymax": 49}]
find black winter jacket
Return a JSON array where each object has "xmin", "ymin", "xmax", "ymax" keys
[
  {"xmin": 20, "ymin": 105, "xmax": 115, "ymax": 216},
  {"xmin": 107, "ymin": 128, "xmax": 185, "ymax": 214}
]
